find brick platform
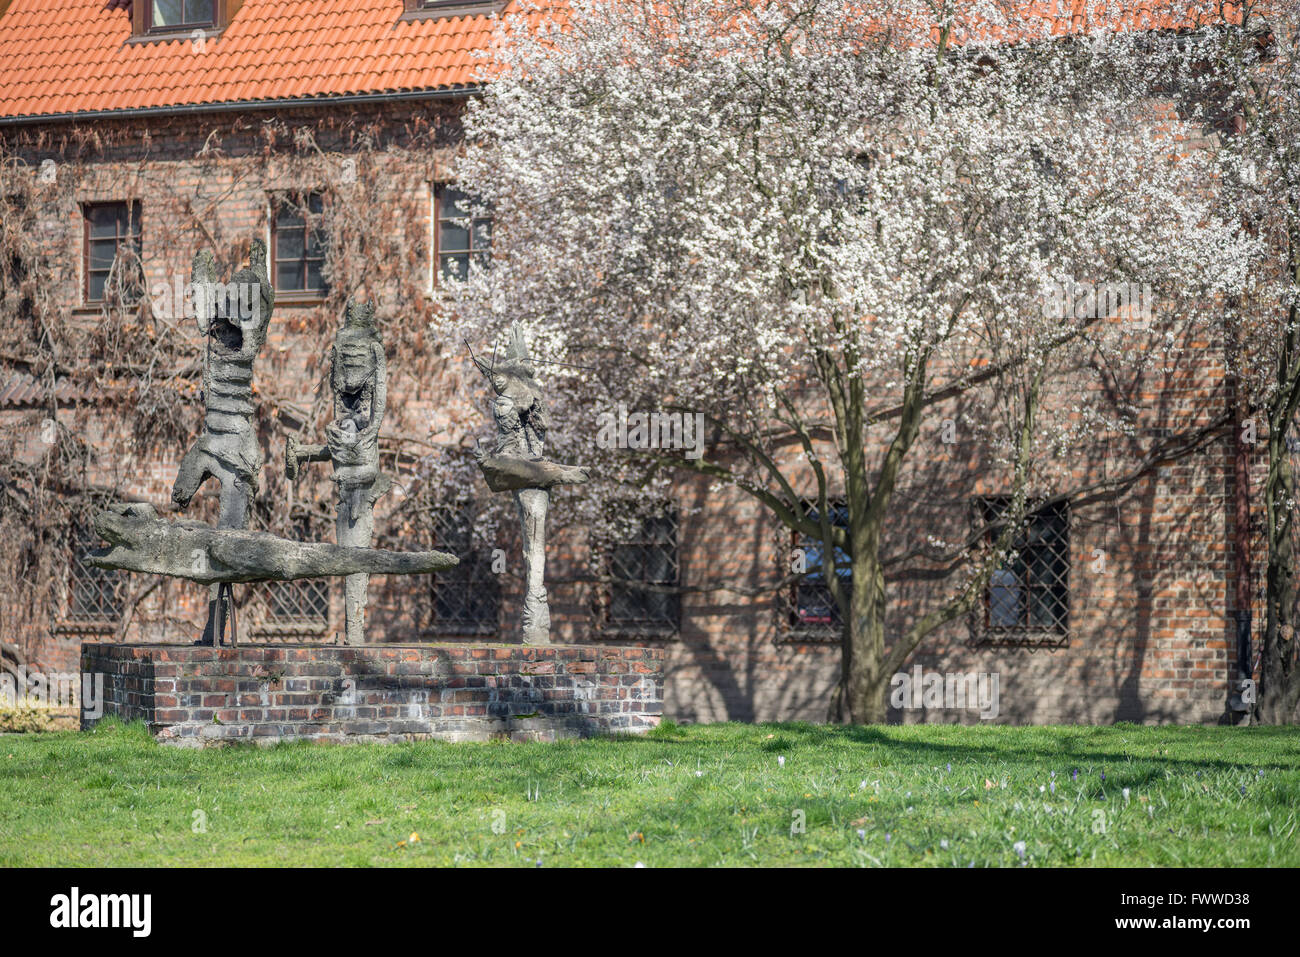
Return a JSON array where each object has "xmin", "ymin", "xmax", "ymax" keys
[{"xmin": 81, "ymin": 643, "xmax": 665, "ymax": 746}]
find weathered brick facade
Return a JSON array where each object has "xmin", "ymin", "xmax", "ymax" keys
[{"xmin": 2, "ymin": 92, "xmax": 1257, "ymax": 728}]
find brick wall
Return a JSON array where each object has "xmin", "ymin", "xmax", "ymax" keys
[
  {"xmin": 3, "ymin": 98, "xmax": 1253, "ymax": 727},
  {"xmin": 82, "ymin": 642, "xmax": 665, "ymax": 745}
]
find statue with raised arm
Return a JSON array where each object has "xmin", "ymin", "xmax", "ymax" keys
[
  {"xmin": 471, "ymin": 323, "xmax": 589, "ymax": 644},
  {"xmin": 286, "ymin": 300, "xmax": 391, "ymax": 644},
  {"xmin": 171, "ymin": 240, "xmax": 275, "ymax": 644}
]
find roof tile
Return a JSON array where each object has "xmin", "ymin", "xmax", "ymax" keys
[{"xmin": 0, "ymin": 0, "xmax": 516, "ymax": 119}]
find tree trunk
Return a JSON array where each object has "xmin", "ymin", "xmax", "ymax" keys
[
  {"xmin": 1260, "ymin": 427, "xmax": 1300, "ymax": 723},
  {"xmin": 839, "ymin": 556, "xmax": 889, "ymax": 723}
]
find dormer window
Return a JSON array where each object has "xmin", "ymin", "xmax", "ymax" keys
[
  {"xmin": 130, "ymin": 0, "xmax": 235, "ymax": 38},
  {"xmin": 147, "ymin": 1, "xmax": 215, "ymax": 31},
  {"xmin": 400, "ymin": 0, "xmax": 506, "ymax": 20}
]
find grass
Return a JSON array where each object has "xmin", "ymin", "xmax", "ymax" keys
[{"xmin": 1, "ymin": 719, "xmax": 1297, "ymax": 867}]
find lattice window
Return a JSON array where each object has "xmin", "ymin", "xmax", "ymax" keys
[
  {"xmin": 429, "ymin": 503, "xmax": 501, "ymax": 634},
  {"xmin": 789, "ymin": 500, "xmax": 849, "ymax": 635},
  {"xmin": 978, "ymin": 497, "xmax": 1070, "ymax": 638},
  {"xmin": 243, "ymin": 516, "xmax": 332, "ymax": 639},
  {"xmin": 65, "ymin": 525, "xmax": 122, "ymax": 630},
  {"xmin": 248, "ymin": 579, "xmax": 331, "ymax": 638},
  {"xmin": 607, "ymin": 510, "xmax": 680, "ymax": 633}
]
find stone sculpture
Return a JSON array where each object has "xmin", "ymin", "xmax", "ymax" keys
[
  {"xmin": 89, "ymin": 238, "xmax": 457, "ymax": 645},
  {"xmin": 170, "ymin": 242, "xmax": 274, "ymax": 644},
  {"xmin": 286, "ymin": 300, "xmax": 392, "ymax": 644},
  {"xmin": 472, "ymin": 324, "xmax": 590, "ymax": 644},
  {"xmin": 93, "ymin": 502, "xmax": 455, "ymax": 584}
]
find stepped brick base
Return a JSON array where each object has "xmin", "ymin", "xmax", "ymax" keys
[{"xmin": 81, "ymin": 643, "xmax": 664, "ymax": 746}]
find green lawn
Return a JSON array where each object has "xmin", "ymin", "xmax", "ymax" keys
[{"xmin": 1, "ymin": 720, "xmax": 1297, "ymax": 866}]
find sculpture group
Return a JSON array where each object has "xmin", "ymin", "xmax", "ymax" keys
[{"xmin": 89, "ymin": 238, "xmax": 587, "ymax": 647}]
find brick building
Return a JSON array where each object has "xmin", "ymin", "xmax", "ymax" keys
[{"xmin": 0, "ymin": 0, "xmax": 1263, "ymax": 724}]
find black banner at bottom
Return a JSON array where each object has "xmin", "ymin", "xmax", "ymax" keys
[{"xmin": 0, "ymin": 866, "xmax": 1276, "ymax": 945}]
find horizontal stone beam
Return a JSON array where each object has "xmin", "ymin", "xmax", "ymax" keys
[
  {"xmin": 88, "ymin": 504, "xmax": 457, "ymax": 585},
  {"xmin": 476, "ymin": 454, "xmax": 591, "ymax": 493}
]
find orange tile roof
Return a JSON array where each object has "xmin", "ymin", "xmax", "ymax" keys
[
  {"xmin": 0, "ymin": 0, "xmax": 521, "ymax": 121},
  {"xmin": 0, "ymin": 0, "xmax": 1260, "ymax": 123}
]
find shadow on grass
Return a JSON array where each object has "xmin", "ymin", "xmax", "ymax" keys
[{"xmin": 615, "ymin": 720, "xmax": 1300, "ymax": 776}]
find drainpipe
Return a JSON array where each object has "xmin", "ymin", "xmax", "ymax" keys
[
  {"xmin": 1226, "ymin": 287, "xmax": 1255, "ymax": 721},
  {"xmin": 1230, "ymin": 372, "xmax": 1253, "ymax": 682},
  {"xmin": 1226, "ymin": 104, "xmax": 1258, "ymax": 721}
]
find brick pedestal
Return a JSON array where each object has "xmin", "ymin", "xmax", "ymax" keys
[{"xmin": 81, "ymin": 643, "xmax": 664, "ymax": 746}]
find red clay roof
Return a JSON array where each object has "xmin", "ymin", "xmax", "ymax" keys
[
  {"xmin": 0, "ymin": 1, "xmax": 1256, "ymax": 123},
  {"xmin": 0, "ymin": 0, "xmax": 521, "ymax": 121}
]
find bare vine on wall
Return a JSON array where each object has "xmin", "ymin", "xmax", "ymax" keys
[{"xmin": 0, "ymin": 105, "xmax": 505, "ymax": 651}]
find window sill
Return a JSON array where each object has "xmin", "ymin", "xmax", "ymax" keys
[
  {"xmin": 250, "ymin": 623, "xmax": 329, "ymax": 638},
  {"xmin": 970, "ymin": 630, "xmax": 1069, "ymax": 649},
  {"xmin": 775, "ymin": 628, "xmax": 841, "ymax": 644},
  {"xmin": 600, "ymin": 625, "xmax": 680, "ymax": 641},
  {"xmin": 273, "ymin": 291, "xmax": 328, "ymax": 306},
  {"xmin": 73, "ymin": 301, "xmax": 142, "ymax": 314},
  {"xmin": 424, "ymin": 623, "xmax": 499, "ymax": 637},
  {"xmin": 53, "ymin": 621, "xmax": 118, "ymax": 635},
  {"xmin": 126, "ymin": 28, "xmax": 223, "ymax": 45}
]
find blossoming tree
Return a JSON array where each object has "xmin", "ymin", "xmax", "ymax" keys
[
  {"xmin": 437, "ymin": 0, "xmax": 1240, "ymax": 721},
  {"xmin": 1179, "ymin": 0, "xmax": 1300, "ymax": 723}
]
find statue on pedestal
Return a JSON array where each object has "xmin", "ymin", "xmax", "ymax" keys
[
  {"xmin": 286, "ymin": 300, "xmax": 392, "ymax": 645},
  {"xmin": 471, "ymin": 324, "xmax": 589, "ymax": 644}
]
